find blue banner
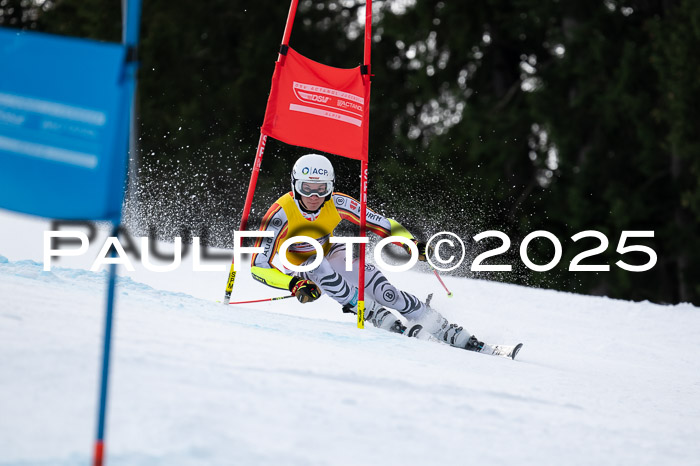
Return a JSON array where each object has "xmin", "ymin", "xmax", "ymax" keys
[{"xmin": 0, "ymin": 28, "xmax": 132, "ymax": 221}]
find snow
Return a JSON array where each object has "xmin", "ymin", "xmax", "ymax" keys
[{"xmin": 1, "ymin": 209, "xmax": 700, "ymax": 466}]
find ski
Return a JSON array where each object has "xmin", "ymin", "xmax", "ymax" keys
[{"xmin": 480, "ymin": 342, "xmax": 523, "ymax": 360}]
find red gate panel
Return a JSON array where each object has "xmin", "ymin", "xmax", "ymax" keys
[{"xmin": 261, "ymin": 47, "xmax": 369, "ymax": 161}]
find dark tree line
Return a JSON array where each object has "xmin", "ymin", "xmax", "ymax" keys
[{"xmin": 2, "ymin": 0, "xmax": 698, "ymax": 304}]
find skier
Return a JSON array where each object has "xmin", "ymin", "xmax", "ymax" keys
[{"xmin": 251, "ymin": 153, "xmax": 520, "ymax": 357}]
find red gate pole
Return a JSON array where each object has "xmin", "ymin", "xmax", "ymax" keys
[
  {"xmin": 357, "ymin": 0, "xmax": 372, "ymax": 328},
  {"xmin": 279, "ymin": 0, "xmax": 300, "ymax": 64},
  {"xmin": 223, "ymin": 0, "xmax": 300, "ymax": 304}
]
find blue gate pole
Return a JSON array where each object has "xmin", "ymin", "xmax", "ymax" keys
[
  {"xmin": 93, "ymin": 1, "xmax": 141, "ymax": 465},
  {"xmin": 93, "ymin": 225, "xmax": 120, "ymax": 466}
]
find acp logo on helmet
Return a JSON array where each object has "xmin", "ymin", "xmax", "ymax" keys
[{"xmin": 301, "ymin": 167, "xmax": 329, "ymax": 176}]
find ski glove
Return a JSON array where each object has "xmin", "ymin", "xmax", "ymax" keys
[
  {"xmin": 289, "ymin": 278, "xmax": 321, "ymax": 303},
  {"xmin": 403, "ymin": 239, "xmax": 433, "ymax": 261},
  {"xmin": 416, "ymin": 240, "xmax": 433, "ymax": 262}
]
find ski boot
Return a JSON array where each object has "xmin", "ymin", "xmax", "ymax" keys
[
  {"xmin": 436, "ymin": 322, "xmax": 477, "ymax": 350},
  {"xmin": 405, "ymin": 301, "xmax": 523, "ymax": 358},
  {"xmin": 464, "ymin": 334, "xmax": 486, "ymax": 352},
  {"xmin": 407, "ymin": 320, "xmax": 488, "ymax": 351},
  {"xmin": 406, "ymin": 306, "xmax": 483, "ymax": 350}
]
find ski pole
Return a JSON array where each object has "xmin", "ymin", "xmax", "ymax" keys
[
  {"xmin": 430, "ymin": 266, "xmax": 453, "ymax": 297},
  {"xmin": 228, "ymin": 295, "xmax": 294, "ymax": 305}
]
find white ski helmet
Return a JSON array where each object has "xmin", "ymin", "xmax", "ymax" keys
[{"xmin": 291, "ymin": 154, "xmax": 335, "ymax": 204}]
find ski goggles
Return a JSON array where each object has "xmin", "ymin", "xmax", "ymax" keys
[{"xmin": 295, "ymin": 180, "xmax": 333, "ymax": 198}]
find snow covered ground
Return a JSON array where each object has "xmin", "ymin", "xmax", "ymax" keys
[{"xmin": 1, "ymin": 210, "xmax": 699, "ymax": 466}]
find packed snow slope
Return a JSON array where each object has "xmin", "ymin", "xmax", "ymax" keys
[{"xmin": 1, "ymin": 211, "xmax": 699, "ymax": 466}]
